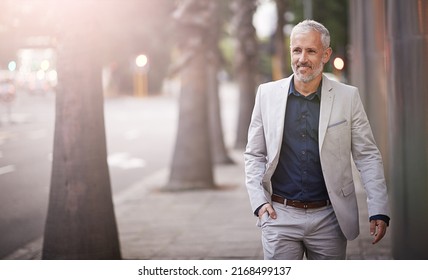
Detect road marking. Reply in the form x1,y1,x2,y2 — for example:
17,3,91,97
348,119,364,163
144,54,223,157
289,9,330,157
108,153,146,169
0,164,16,175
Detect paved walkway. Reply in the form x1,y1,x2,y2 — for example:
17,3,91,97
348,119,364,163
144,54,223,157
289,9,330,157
115,149,393,260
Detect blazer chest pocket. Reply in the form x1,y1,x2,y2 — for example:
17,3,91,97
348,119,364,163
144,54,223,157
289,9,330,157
328,119,347,129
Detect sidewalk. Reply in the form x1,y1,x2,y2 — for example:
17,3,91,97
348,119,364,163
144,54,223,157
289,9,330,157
115,150,393,260
4,149,392,260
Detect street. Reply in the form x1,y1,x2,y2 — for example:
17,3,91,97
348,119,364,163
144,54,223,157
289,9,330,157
0,85,192,258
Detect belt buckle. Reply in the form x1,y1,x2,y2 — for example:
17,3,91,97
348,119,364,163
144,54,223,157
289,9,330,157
303,203,308,209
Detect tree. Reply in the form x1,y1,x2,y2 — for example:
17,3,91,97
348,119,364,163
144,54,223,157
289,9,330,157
42,1,121,259
231,0,259,149
207,1,234,165
166,0,216,190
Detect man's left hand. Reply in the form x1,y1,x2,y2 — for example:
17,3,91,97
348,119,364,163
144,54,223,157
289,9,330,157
370,219,387,244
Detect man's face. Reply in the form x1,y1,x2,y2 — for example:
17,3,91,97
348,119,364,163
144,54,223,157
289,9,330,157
290,30,331,83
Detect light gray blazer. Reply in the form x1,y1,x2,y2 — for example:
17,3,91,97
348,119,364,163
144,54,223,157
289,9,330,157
244,74,390,240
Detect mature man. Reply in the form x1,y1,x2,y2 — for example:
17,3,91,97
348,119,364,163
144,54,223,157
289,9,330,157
244,20,390,260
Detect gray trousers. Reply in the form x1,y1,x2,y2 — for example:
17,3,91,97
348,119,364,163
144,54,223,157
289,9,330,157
259,201,347,260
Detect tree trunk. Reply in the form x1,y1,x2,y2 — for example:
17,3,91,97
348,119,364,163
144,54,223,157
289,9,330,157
232,0,259,149
207,1,234,165
42,1,121,259
166,0,215,190
208,63,234,165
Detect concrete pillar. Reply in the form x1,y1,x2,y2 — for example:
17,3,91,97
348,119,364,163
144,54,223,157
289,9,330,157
386,0,428,259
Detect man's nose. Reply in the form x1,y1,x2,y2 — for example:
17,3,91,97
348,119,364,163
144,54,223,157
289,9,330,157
298,52,308,62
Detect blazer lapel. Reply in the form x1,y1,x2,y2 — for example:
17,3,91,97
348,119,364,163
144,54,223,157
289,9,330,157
270,76,292,162
319,75,335,151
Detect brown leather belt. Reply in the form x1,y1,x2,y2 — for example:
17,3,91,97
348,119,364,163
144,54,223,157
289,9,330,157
271,194,330,209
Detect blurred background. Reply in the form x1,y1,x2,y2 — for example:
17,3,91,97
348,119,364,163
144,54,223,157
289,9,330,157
0,0,427,260
0,0,349,100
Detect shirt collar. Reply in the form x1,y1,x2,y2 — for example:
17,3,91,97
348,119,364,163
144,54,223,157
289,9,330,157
288,76,322,100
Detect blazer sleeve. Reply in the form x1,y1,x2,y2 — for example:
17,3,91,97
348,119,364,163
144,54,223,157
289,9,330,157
350,89,390,218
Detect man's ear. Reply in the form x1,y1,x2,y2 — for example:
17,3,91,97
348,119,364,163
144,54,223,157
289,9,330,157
323,47,332,63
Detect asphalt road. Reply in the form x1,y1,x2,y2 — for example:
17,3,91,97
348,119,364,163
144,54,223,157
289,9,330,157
0,90,179,258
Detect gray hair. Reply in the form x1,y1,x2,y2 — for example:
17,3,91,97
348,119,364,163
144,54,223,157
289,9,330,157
291,20,331,49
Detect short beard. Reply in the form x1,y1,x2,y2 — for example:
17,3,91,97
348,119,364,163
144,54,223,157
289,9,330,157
292,62,324,83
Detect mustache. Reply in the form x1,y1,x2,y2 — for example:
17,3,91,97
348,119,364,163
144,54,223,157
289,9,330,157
297,63,312,68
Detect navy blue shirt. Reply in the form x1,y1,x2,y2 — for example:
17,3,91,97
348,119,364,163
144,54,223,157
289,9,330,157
271,79,329,202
